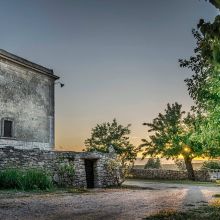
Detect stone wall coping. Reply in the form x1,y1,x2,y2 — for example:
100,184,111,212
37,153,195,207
0,147,113,158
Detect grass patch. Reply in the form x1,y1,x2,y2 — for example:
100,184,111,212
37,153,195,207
211,199,220,207
145,199,220,220
0,187,90,199
0,189,56,199
216,180,220,185
127,179,218,187
120,184,156,190
66,188,89,194
0,168,53,191
213,194,220,198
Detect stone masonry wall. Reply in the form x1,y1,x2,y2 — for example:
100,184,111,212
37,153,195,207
0,147,117,188
130,168,211,182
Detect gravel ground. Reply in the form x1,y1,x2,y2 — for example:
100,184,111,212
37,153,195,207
0,180,219,220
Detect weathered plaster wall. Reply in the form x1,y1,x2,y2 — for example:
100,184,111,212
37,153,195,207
0,147,117,188
0,57,55,149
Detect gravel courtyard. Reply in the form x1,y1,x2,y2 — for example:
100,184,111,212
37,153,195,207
0,180,219,220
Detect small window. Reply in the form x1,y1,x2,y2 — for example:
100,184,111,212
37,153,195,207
3,120,13,137
2,119,14,138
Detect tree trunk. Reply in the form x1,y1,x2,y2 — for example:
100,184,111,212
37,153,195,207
184,157,195,181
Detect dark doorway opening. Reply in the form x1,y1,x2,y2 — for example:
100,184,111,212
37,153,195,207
85,159,95,188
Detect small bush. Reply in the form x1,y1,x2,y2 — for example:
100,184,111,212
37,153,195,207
58,164,75,177
202,161,220,170
105,158,124,186
0,168,53,191
56,163,75,187
21,169,53,190
0,168,23,189
144,158,161,169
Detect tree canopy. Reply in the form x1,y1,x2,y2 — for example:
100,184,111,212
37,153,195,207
179,1,220,153
206,0,220,9
140,0,220,180
84,119,138,165
140,103,205,180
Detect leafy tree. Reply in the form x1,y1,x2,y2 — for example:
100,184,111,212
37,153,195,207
206,0,220,9
144,158,161,169
140,103,205,180
84,119,138,167
179,1,220,153
179,28,212,110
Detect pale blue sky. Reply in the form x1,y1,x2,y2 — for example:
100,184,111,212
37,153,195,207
0,0,218,150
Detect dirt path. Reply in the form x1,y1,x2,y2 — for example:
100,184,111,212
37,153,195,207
0,180,219,220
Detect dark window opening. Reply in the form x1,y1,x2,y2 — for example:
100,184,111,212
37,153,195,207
85,159,95,188
3,120,13,138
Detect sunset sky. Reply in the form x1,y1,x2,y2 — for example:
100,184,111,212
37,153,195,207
0,0,218,151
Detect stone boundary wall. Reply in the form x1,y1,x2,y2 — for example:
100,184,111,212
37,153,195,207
130,168,211,182
208,169,220,180
0,147,117,188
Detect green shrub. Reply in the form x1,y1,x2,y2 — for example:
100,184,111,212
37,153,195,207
56,163,75,187
0,168,53,191
144,158,161,169
21,169,53,190
0,168,23,189
105,158,124,186
202,161,220,170
58,164,75,177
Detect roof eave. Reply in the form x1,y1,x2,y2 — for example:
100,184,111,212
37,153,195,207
0,50,60,80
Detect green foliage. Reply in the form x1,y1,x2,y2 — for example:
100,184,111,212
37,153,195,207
140,103,204,180
179,4,220,154
85,119,138,165
106,156,136,185
144,205,220,220
0,168,23,189
56,163,75,187
0,168,53,191
21,169,53,190
58,164,75,177
202,161,220,170
105,158,124,186
144,158,161,169
179,28,213,110
141,103,202,159
145,209,180,220
206,0,220,10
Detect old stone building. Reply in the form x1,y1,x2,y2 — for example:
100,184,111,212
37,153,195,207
0,49,120,188
0,49,59,150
